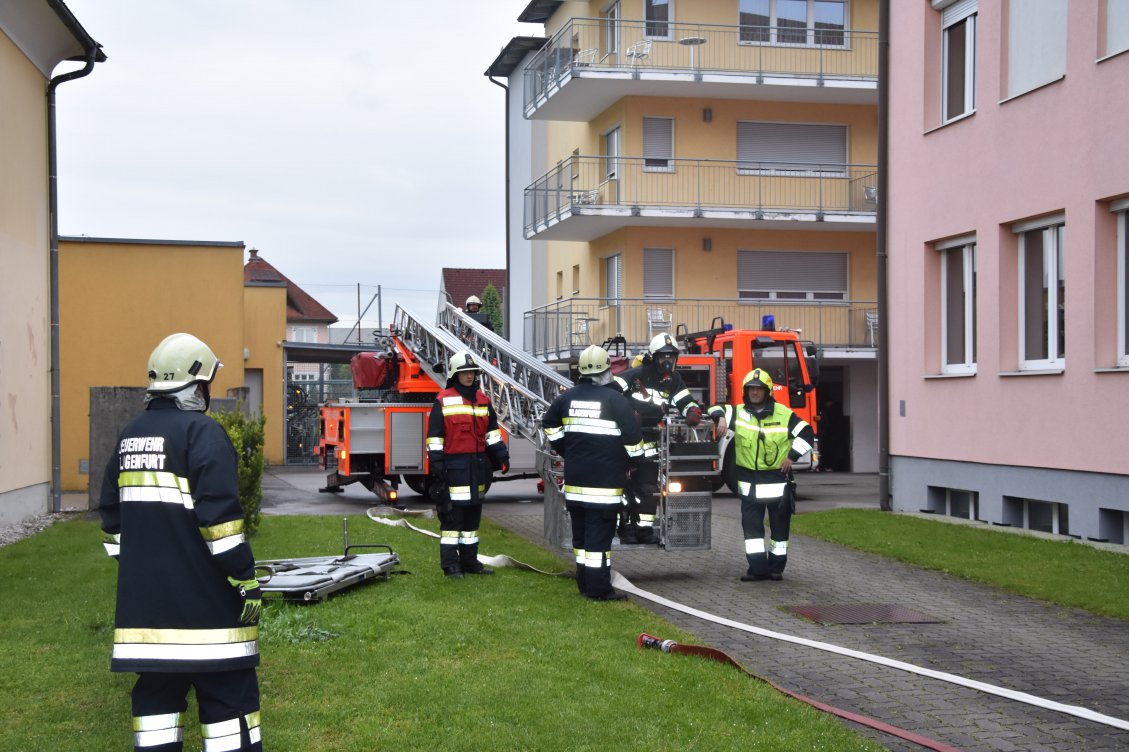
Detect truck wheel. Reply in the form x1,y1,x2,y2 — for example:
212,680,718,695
723,443,738,496
403,474,428,496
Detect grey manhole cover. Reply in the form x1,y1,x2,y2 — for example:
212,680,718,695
786,604,946,625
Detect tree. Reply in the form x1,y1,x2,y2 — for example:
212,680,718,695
481,282,504,336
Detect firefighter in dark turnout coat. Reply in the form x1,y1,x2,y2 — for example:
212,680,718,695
99,333,262,752
542,345,644,600
610,332,704,543
426,351,509,577
711,368,814,581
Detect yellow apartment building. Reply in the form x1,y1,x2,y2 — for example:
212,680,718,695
488,0,879,470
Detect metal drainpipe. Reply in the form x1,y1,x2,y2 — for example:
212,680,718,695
488,76,510,340
877,0,891,511
48,43,100,513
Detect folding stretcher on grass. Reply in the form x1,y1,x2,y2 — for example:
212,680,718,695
255,518,401,602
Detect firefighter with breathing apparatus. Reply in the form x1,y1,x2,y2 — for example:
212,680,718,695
426,350,509,577
611,332,708,543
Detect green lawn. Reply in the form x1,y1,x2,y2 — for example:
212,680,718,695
0,515,884,752
793,509,1129,620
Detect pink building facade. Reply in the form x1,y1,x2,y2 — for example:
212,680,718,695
887,1,1129,543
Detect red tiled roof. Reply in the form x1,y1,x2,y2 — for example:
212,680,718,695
441,267,507,310
243,249,337,324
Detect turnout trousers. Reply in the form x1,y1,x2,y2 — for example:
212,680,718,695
739,490,792,577
130,669,261,752
568,504,619,598
437,502,485,574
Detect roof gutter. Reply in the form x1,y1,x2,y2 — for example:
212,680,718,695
488,75,510,340
47,0,103,512
877,0,891,511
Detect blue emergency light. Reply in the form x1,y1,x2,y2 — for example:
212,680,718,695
761,314,776,331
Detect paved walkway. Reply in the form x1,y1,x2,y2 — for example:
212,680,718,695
263,468,1129,752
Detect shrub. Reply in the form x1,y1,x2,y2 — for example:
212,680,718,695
212,405,265,536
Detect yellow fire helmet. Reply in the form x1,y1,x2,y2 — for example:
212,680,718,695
447,350,481,380
146,333,222,394
741,368,774,392
578,345,611,376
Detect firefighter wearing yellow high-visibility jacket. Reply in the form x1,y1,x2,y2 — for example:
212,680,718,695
709,368,814,581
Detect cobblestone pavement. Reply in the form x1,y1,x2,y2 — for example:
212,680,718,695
485,483,1129,752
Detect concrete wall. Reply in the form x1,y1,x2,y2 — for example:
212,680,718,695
0,28,52,522
59,238,248,491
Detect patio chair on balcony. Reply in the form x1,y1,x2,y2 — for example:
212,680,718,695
865,309,879,346
575,48,597,66
571,317,593,347
625,39,651,65
647,307,672,339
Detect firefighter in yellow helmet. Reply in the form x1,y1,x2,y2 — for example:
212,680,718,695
721,368,814,582
425,351,509,576
541,346,643,600
610,332,708,544
99,333,263,751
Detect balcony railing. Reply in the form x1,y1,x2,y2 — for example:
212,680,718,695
524,17,878,113
524,156,877,237
524,297,878,361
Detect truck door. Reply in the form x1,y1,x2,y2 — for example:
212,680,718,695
749,339,809,411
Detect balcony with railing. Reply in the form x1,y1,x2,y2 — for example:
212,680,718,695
524,297,878,362
524,17,879,121
524,155,877,241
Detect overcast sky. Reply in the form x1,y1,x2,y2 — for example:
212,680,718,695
55,1,536,328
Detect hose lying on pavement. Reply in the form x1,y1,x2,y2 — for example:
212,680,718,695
637,633,963,752
612,572,1129,733
366,509,1129,733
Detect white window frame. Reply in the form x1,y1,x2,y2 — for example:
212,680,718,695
938,0,976,123
645,0,673,40
738,0,849,47
737,250,848,301
643,248,675,299
603,1,621,57
1113,198,1129,366
737,121,848,176
291,326,317,344
1015,215,1065,371
937,235,977,374
642,116,674,173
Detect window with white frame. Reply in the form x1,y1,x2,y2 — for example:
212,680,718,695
643,248,674,298
291,326,317,343
737,121,847,174
935,0,976,122
937,235,977,374
1006,0,1066,98
739,0,847,46
645,0,671,39
1015,216,1065,370
1114,198,1129,366
737,250,847,301
604,253,623,307
643,116,673,171
1108,0,1129,57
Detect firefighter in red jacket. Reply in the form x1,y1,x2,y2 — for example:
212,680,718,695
426,351,509,577
99,333,262,752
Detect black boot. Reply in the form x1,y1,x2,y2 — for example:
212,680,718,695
441,543,462,577
459,543,494,575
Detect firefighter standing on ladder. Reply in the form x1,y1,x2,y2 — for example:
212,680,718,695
99,333,263,752
611,333,706,543
426,351,509,577
710,368,814,581
542,345,644,600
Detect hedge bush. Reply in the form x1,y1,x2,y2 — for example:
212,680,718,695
212,406,265,536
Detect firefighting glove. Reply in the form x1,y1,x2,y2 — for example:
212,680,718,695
228,576,262,625
685,406,703,427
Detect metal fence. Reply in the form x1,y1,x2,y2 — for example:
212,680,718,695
285,373,354,465
525,156,876,236
524,17,878,111
524,297,877,360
